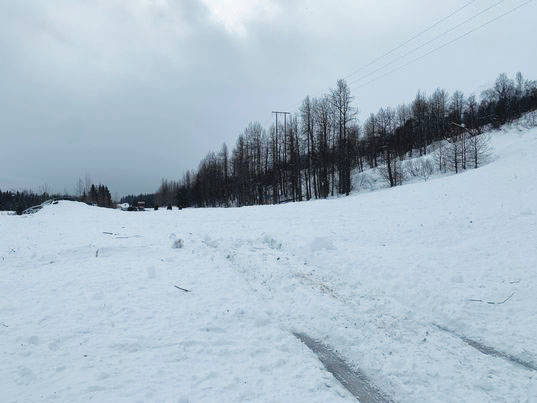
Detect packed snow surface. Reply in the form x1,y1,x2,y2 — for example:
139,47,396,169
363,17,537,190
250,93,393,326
2,126,537,402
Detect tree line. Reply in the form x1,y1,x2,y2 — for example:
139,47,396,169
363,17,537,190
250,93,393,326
120,193,156,208
82,184,113,208
155,72,536,208
4,72,535,212
0,181,114,213
0,190,51,214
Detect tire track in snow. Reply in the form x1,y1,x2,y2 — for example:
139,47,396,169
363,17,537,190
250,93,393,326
293,332,393,403
434,324,537,372
204,235,536,401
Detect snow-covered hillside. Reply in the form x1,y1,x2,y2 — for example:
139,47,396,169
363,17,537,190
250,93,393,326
2,125,537,402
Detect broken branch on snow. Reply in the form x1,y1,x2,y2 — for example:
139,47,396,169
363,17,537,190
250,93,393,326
174,285,191,293
468,292,515,305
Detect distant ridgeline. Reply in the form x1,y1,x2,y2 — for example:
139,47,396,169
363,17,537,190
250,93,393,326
152,72,536,209
0,183,113,213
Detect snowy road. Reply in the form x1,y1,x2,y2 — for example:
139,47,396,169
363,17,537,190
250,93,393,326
2,126,537,401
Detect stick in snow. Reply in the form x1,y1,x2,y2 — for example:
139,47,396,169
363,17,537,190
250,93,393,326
174,285,191,293
468,292,515,305
95,249,99,258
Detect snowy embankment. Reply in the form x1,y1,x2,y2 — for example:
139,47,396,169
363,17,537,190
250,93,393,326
1,125,537,402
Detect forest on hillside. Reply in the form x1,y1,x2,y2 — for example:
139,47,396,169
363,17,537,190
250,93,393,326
7,72,536,213
152,72,537,208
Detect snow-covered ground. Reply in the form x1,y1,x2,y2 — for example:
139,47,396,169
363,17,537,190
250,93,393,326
2,125,537,402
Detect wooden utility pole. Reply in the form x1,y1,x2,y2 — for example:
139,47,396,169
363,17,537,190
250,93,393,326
272,111,291,165
272,111,291,204
272,112,291,133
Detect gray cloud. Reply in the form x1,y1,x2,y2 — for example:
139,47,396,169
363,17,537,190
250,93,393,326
1,0,536,195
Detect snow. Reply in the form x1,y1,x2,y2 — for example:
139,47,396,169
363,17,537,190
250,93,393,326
2,124,537,401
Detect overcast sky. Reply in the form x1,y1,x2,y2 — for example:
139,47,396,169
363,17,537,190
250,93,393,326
1,0,536,196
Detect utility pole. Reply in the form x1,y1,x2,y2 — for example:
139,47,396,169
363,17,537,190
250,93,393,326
271,111,291,204
272,111,291,135
272,111,291,165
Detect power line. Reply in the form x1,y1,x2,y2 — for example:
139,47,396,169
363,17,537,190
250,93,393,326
344,0,477,80
353,0,534,91
277,0,532,125
348,0,507,86
285,1,494,115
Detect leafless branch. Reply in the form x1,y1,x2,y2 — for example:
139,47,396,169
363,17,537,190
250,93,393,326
468,292,515,305
174,285,191,293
